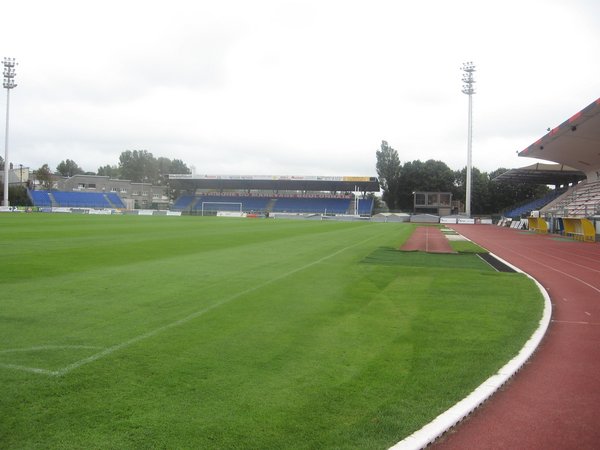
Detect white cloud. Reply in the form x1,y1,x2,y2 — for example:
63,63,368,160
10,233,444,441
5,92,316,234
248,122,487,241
2,0,599,176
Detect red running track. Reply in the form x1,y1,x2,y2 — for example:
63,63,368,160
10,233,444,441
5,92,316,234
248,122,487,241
433,225,600,450
400,226,455,254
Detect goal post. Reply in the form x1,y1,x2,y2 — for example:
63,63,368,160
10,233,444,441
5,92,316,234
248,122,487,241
200,201,243,216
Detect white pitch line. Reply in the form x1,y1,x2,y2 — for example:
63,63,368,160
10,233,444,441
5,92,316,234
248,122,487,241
0,362,58,376
52,233,381,377
0,345,104,354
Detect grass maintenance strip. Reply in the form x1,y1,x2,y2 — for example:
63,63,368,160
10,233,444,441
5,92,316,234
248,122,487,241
0,215,543,449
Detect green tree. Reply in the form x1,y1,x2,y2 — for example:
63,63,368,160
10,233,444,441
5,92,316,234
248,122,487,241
375,140,401,210
56,159,85,177
97,164,121,178
156,157,192,200
156,157,191,182
119,150,159,183
454,167,550,215
396,160,455,210
12,186,32,206
366,192,385,213
169,159,191,175
0,185,32,206
488,168,549,214
157,157,172,185
454,167,489,214
34,164,54,190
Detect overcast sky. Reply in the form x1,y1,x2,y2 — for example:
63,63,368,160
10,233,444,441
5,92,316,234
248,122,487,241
2,0,599,177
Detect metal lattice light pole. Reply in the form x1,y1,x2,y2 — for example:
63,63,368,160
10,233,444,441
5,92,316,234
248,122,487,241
3,57,18,207
461,61,475,217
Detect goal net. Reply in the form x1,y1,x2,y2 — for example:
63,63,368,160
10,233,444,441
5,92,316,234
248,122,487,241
200,201,243,216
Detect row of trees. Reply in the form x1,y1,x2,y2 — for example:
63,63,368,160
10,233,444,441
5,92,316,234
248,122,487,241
376,140,548,215
7,143,547,214
32,150,191,188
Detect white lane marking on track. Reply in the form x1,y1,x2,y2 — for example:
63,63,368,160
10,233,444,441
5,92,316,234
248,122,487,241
457,233,600,295
551,320,592,325
49,233,382,377
585,311,591,316
542,245,600,266
527,249,600,275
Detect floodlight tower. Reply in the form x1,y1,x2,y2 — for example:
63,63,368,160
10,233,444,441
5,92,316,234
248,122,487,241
2,57,18,207
461,61,475,217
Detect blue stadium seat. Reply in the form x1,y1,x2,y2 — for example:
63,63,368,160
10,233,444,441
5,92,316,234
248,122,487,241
272,198,350,214
173,194,366,215
357,198,374,215
191,196,270,212
31,191,124,209
173,195,194,210
106,193,126,208
504,189,565,219
29,190,53,207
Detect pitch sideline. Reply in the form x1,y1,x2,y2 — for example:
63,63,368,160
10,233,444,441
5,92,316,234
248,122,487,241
1,232,382,377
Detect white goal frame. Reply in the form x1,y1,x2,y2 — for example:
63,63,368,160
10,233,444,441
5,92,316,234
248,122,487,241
200,201,243,216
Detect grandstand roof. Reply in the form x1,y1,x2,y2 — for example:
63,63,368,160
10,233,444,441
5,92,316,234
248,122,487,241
493,163,585,185
519,97,600,178
168,174,380,192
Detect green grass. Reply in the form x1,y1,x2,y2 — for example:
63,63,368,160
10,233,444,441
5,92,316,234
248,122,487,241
448,239,488,253
0,214,543,449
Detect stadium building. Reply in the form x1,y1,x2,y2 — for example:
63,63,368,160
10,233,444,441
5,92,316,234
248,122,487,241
495,97,600,240
168,174,380,217
24,174,170,210
16,97,599,237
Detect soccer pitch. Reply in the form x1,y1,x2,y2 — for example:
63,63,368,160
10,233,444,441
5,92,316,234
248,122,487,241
0,214,543,449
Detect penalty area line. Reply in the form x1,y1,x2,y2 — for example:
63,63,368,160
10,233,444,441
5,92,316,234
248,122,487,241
0,362,58,376
52,233,381,377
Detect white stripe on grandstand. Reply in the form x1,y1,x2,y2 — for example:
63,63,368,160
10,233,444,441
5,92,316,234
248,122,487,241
52,233,380,377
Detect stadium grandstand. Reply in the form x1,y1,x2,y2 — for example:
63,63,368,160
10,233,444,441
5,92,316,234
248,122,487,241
168,174,379,217
494,97,600,240
29,190,126,209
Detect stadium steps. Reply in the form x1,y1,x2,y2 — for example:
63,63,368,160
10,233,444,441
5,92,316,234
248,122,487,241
503,189,565,219
347,199,356,215
48,192,58,207
107,193,126,208
189,197,202,210
103,193,117,208
546,180,600,217
265,198,277,212
357,198,374,215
